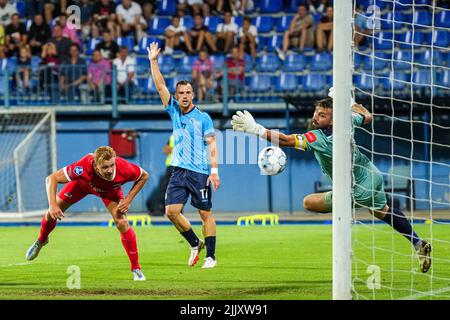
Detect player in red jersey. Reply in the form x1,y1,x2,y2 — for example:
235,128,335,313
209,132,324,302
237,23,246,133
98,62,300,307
25,146,149,281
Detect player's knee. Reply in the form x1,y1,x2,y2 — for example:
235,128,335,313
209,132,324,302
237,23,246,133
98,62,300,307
115,218,129,231
198,209,212,222
166,207,180,221
303,196,315,212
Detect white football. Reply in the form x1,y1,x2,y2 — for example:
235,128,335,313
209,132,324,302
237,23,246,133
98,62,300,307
258,146,287,176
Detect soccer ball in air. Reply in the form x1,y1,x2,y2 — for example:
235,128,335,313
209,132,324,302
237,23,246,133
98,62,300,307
257,146,287,176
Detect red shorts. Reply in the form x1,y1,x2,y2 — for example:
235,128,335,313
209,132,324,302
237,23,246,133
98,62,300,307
58,180,124,207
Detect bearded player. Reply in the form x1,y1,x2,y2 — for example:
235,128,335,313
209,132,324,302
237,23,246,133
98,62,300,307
25,146,149,281
231,90,432,273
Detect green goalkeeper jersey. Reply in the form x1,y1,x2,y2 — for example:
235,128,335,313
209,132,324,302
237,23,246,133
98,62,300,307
293,113,378,186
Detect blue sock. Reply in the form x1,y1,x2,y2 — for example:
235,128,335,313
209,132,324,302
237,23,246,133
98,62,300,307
205,236,216,260
180,228,199,248
381,207,421,247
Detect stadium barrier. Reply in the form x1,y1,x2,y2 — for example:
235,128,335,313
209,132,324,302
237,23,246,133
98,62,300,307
236,214,279,226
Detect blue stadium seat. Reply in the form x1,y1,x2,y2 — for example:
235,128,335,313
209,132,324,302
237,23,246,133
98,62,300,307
178,56,197,74
266,34,283,52
395,30,425,49
436,68,449,90
232,16,243,28
355,0,389,10
393,49,413,70
353,52,365,70
381,11,404,30
435,10,450,28
413,68,432,87
115,36,135,52
284,0,306,13
353,73,378,91
148,17,171,35
244,54,254,73
257,0,283,13
416,49,444,66
157,0,176,16
157,55,175,74
372,32,394,50
412,10,432,29
249,74,272,92
136,57,149,75
7,57,18,74
16,1,26,19
204,16,222,33
362,53,389,71
255,53,280,72
210,54,225,70
85,38,102,55
137,36,164,55
30,56,41,73
283,53,307,72
257,36,268,51
181,16,194,30
276,15,294,32
379,71,410,91
429,30,449,48
274,73,299,92
252,16,274,34
302,73,326,92
310,52,332,72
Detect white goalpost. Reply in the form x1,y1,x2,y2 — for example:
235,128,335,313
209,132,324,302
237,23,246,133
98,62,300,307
333,0,449,300
0,109,57,218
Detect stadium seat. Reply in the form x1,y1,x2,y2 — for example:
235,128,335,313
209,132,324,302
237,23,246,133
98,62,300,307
204,16,222,33
353,52,365,70
255,53,280,72
244,54,254,73
412,10,432,29
416,49,444,66
310,52,332,72
436,68,449,93
353,73,378,91
380,12,404,30
274,73,299,92
157,0,176,16
372,32,394,50
136,57,149,75
413,68,432,88
362,53,389,71
257,36,268,51
137,36,164,55
429,30,449,48
284,0,306,13
7,57,18,74
30,56,42,73
157,55,175,74
379,71,410,91
210,54,225,70
435,10,450,28
283,53,307,72
115,36,135,52
395,30,425,49
276,15,294,32
181,16,194,30
249,74,272,92
148,17,171,35
266,34,283,52
252,16,274,34
393,49,413,70
85,38,102,55
258,0,283,13
16,1,26,19
232,16,243,28
302,73,326,92
177,56,197,74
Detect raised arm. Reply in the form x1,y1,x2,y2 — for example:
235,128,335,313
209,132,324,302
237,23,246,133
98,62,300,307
352,103,373,125
147,42,171,106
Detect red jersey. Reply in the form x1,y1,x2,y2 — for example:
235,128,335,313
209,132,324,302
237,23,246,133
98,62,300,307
63,154,142,194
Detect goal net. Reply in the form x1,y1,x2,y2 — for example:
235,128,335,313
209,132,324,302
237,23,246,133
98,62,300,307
0,109,57,218
350,0,450,299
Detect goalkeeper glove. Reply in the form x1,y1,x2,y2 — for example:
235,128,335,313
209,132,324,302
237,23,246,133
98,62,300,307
328,86,355,105
231,110,266,137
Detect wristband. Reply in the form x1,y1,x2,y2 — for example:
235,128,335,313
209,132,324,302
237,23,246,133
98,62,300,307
211,168,218,175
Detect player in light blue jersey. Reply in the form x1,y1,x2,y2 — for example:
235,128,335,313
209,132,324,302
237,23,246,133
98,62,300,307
148,42,220,269
231,91,431,273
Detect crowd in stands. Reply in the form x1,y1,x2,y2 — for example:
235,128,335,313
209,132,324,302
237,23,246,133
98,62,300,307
0,0,448,104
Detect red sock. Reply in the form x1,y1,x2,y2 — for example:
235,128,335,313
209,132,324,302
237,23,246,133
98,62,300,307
38,216,57,243
120,227,140,270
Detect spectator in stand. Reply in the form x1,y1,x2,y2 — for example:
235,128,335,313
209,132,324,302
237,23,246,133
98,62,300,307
15,45,31,93
39,42,60,100
177,0,204,16
188,14,217,54
215,11,238,54
238,16,257,59
134,0,156,28
164,15,195,55
307,0,328,15
95,30,119,61
316,5,334,52
44,0,70,25
49,24,73,62
88,49,111,102
234,0,254,15
60,44,87,102
0,24,4,46
5,13,27,58
25,0,45,18
217,46,245,98
116,0,146,42
277,4,314,60
192,49,215,102
92,0,119,38
58,13,81,46
113,46,136,103
0,0,17,27
28,14,51,56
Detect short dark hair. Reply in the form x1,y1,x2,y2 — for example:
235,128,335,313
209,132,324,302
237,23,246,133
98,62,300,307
119,45,128,51
176,80,194,90
243,16,252,23
314,98,333,109
70,43,79,50
298,4,308,11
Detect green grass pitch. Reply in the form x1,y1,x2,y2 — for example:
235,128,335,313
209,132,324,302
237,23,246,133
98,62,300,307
0,224,448,300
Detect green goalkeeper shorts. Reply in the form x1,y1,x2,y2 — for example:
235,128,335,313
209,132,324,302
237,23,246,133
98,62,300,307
323,171,387,211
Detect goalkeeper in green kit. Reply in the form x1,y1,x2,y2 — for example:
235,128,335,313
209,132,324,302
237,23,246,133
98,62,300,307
231,88,432,273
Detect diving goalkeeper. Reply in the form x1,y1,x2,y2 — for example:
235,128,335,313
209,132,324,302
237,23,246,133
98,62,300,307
231,89,432,273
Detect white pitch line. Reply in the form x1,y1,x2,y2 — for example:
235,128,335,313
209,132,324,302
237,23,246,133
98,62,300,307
399,286,450,300
0,262,33,268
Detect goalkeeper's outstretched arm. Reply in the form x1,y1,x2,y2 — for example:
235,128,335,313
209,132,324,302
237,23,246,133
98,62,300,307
352,103,373,125
231,110,296,147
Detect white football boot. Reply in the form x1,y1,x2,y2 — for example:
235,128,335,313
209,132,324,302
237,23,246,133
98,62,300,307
202,257,217,269
188,239,204,267
26,239,48,261
132,269,146,281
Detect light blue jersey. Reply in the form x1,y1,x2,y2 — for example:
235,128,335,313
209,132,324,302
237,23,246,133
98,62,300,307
166,96,215,175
